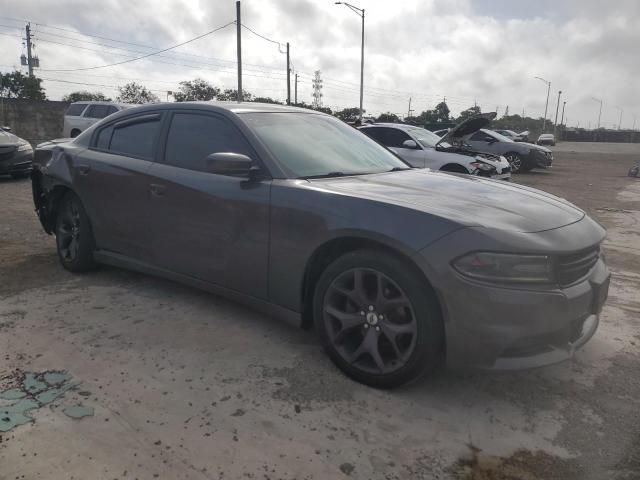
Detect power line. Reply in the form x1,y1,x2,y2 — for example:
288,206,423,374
38,21,236,72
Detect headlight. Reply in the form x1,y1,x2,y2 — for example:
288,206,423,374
17,143,32,152
470,161,495,172
453,252,553,283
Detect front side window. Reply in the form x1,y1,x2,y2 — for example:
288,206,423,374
66,103,87,116
85,105,112,119
164,113,253,172
383,128,412,148
108,117,161,159
470,131,494,142
241,113,409,178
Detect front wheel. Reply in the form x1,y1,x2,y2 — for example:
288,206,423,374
314,250,443,388
55,192,97,272
504,152,523,173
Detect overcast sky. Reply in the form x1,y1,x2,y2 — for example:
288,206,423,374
1,0,638,128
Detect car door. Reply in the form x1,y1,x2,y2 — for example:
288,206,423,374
465,131,501,154
146,110,271,299
73,112,162,260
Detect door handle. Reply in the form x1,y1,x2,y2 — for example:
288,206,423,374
150,183,166,196
77,164,91,175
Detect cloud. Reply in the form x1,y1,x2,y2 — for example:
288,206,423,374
0,0,638,127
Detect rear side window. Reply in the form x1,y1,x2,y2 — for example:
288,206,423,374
66,103,87,116
85,105,113,119
107,117,161,160
164,113,253,172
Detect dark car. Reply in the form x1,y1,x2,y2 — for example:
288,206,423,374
31,102,609,388
0,127,33,178
453,121,553,173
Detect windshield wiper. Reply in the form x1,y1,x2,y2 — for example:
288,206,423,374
299,171,347,180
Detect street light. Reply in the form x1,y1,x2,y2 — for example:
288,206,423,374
553,90,562,137
335,1,365,122
614,106,623,130
591,97,603,129
534,76,551,132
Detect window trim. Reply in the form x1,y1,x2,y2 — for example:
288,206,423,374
158,109,270,178
90,112,164,161
66,103,89,117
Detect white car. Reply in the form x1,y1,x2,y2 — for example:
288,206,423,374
537,133,556,146
359,120,511,180
63,102,133,138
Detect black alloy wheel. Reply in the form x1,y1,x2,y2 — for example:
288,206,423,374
504,152,522,173
55,192,96,272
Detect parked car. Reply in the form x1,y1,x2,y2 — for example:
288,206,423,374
63,101,133,138
32,102,609,388
494,129,530,142
460,124,553,172
359,122,511,179
0,127,33,178
537,133,556,146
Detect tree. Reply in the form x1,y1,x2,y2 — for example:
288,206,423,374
116,82,159,104
217,89,253,102
62,91,110,102
376,112,400,123
0,71,46,100
334,107,362,122
433,101,451,123
173,78,219,102
456,105,482,122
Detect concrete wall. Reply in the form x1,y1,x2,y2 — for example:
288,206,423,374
0,98,68,146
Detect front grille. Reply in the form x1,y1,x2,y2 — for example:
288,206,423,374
0,146,17,162
557,247,600,285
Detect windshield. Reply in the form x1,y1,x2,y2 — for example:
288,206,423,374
242,112,410,178
484,129,514,143
406,127,442,148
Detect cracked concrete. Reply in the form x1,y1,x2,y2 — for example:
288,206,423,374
0,142,639,479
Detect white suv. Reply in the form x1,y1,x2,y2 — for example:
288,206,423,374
63,102,132,138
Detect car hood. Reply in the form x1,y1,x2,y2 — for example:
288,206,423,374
0,131,26,146
309,169,583,233
437,112,496,147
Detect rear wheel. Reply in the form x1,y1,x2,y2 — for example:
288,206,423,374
314,250,443,388
55,192,97,272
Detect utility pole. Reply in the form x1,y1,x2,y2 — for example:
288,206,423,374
294,73,298,104
560,101,566,128
236,1,243,102
534,76,551,132
615,106,623,130
335,2,365,121
553,90,562,136
286,42,291,105
25,23,34,77
633,114,637,131
407,97,413,119
591,97,603,129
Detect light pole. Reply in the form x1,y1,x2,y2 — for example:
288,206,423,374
335,2,365,122
591,97,603,129
553,90,562,137
534,76,551,132
614,106,623,130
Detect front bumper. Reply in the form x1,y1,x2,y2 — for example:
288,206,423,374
442,258,609,370
0,148,33,175
529,149,553,168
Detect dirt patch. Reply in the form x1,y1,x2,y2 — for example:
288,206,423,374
451,446,584,480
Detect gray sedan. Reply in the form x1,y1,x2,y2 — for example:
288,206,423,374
0,127,33,178
32,102,609,388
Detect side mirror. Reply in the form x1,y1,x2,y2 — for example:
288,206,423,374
402,139,419,149
1,126,11,132
205,152,256,177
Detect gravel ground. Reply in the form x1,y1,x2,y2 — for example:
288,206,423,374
0,142,639,480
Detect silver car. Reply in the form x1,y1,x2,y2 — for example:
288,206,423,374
63,102,132,138
360,122,511,179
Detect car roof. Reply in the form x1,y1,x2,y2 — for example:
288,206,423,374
98,101,328,116
360,123,417,130
69,101,130,107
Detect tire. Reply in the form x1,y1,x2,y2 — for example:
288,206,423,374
504,152,523,173
439,164,469,174
70,129,81,138
313,249,443,389
55,192,97,272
